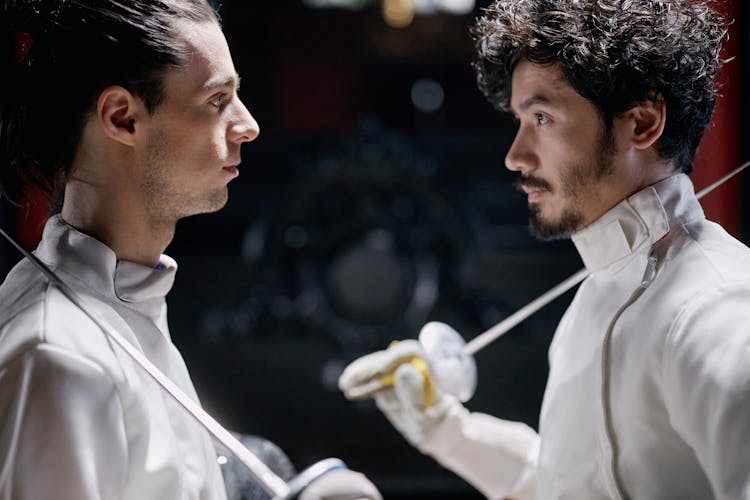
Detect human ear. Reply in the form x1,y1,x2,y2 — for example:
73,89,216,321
625,95,666,150
96,86,143,147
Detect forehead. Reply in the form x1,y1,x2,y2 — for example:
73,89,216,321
509,60,582,113
160,20,238,100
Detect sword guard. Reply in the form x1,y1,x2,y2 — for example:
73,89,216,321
275,458,347,500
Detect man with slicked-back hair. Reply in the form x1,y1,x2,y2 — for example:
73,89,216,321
0,2,380,499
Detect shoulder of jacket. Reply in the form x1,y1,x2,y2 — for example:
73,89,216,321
676,219,750,281
0,277,127,384
660,282,750,377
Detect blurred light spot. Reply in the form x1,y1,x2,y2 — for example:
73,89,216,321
414,277,438,307
241,223,266,263
217,455,228,465
438,0,475,14
303,0,368,8
383,0,414,28
411,78,444,113
321,359,346,391
327,245,404,318
413,0,439,14
304,0,474,15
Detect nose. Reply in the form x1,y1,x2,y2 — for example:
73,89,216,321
504,127,536,174
229,98,260,144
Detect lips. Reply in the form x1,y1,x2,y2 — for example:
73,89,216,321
525,188,546,203
514,176,552,202
222,163,240,177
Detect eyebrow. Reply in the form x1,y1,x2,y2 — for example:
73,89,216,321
202,73,242,91
517,93,558,112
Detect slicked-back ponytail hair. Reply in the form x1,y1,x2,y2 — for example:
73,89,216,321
0,0,218,203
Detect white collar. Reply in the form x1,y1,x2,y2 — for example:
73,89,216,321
571,174,704,272
35,215,177,319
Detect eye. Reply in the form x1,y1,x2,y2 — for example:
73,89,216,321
209,93,229,109
535,112,550,126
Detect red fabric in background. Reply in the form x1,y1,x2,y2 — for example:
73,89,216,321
16,186,51,250
691,0,743,237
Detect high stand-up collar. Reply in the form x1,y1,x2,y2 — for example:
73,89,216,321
34,215,177,320
571,174,705,272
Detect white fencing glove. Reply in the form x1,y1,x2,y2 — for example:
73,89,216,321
340,340,540,500
298,468,382,500
338,340,460,452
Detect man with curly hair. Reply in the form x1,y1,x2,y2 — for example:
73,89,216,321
340,1,750,498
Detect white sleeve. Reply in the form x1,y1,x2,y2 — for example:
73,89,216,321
662,284,750,500
0,344,128,500
420,404,539,500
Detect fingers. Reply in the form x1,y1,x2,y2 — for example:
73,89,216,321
373,363,433,447
338,340,423,396
372,363,424,418
393,363,427,409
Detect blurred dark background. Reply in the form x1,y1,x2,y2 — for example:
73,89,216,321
1,1,747,498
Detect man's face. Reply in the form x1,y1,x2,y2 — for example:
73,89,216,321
139,20,259,223
506,60,624,240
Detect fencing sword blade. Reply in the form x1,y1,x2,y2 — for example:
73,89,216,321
695,160,750,199
459,160,750,358
0,227,292,498
462,268,590,356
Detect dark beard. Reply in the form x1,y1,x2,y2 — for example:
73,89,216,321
525,122,616,241
529,205,584,241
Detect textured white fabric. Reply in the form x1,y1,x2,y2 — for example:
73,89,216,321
298,468,383,500
0,216,227,500
346,174,750,500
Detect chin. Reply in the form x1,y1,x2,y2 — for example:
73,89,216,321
179,190,229,218
529,206,583,241
201,196,229,214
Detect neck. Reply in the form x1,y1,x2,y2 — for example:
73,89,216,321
61,177,176,267
578,154,677,232
624,157,678,200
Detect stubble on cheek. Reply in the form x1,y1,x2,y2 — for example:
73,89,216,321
142,129,229,222
142,129,172,216
529,125,616,241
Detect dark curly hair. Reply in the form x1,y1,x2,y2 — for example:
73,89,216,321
472,0,728,174
0,0,219,204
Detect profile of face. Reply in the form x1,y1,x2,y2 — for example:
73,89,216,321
505,60,623,240
139,19,259,222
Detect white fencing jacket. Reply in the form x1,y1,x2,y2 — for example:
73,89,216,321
0,216,227,500
421,174,750,499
